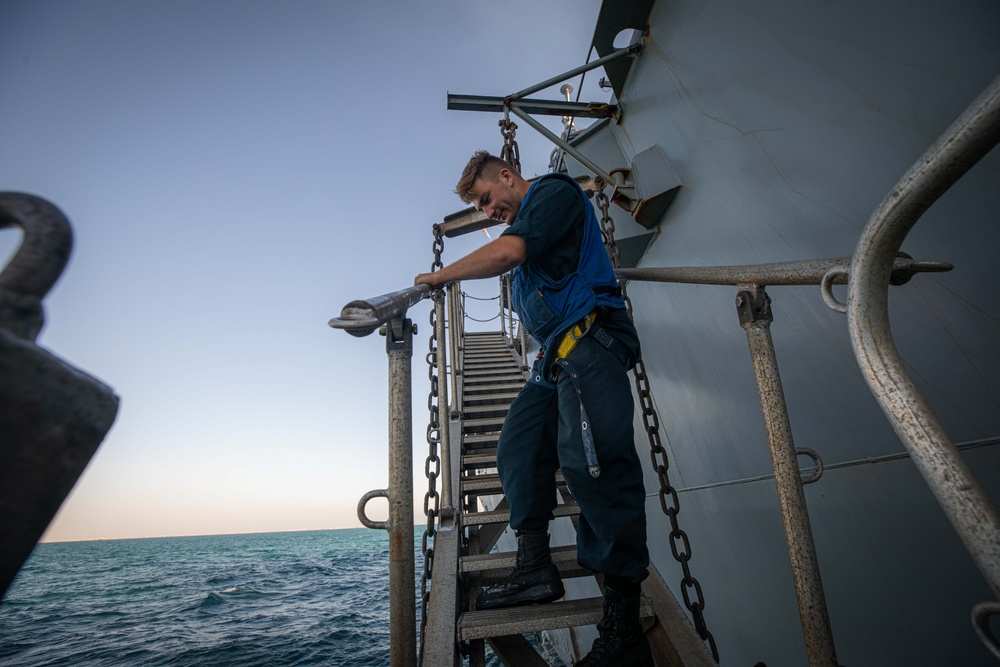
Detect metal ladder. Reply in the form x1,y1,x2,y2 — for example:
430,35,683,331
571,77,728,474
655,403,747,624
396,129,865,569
440,329,716,667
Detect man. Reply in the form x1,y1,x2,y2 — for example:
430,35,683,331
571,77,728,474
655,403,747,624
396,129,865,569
414,151,651,666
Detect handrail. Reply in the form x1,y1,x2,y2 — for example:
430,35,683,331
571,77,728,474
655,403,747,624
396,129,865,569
615,255,950,288
328,284,433,337
616,253,951,666
847,73,1000,608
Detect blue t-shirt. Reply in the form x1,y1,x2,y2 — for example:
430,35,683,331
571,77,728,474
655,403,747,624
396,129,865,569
500,175,640,373
500,178,584,281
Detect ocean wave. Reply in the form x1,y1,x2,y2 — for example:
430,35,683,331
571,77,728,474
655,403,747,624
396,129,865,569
197,591,227,607
0,529,411,666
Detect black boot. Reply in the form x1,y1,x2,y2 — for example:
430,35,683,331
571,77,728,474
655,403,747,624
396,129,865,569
576,581,653,666
476,531,565,610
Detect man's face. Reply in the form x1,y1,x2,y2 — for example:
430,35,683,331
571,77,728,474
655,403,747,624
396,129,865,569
470,169,522,224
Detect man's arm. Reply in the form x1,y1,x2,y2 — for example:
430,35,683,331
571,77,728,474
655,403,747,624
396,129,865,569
414,234,527,288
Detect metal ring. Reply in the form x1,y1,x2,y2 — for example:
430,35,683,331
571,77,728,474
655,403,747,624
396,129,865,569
357,488,390,530
973,601,1000,660
796,448,824,484
820,267,849,314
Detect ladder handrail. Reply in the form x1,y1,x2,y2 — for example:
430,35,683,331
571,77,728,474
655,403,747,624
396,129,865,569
615,255,949,287
328,284,433,337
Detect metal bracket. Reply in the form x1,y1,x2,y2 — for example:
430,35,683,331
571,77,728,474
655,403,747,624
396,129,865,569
448,42,646,209
797,448,825,484
385,316,413,354
973,600,1000,660
736,287,773,327
357,488,390,530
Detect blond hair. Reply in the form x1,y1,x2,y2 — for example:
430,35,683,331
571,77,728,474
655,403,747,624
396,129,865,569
455,151,514,204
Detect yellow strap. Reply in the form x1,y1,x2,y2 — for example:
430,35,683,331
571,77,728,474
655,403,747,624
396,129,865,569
555,311,597,360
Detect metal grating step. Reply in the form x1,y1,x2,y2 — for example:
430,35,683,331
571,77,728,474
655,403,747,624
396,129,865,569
464,368,523,378
457,596,654,641
464,405,511,420
464,381,524,394
465,502,579,527
462,450,497,468
464,366,520,376
463,416,505,434
465,390,521,406
462,370,524,388
460,471,564,496
463,433,499,450
464,354,516,362
460,544,588,581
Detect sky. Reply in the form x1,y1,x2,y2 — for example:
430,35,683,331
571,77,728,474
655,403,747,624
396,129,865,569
0,0,615,542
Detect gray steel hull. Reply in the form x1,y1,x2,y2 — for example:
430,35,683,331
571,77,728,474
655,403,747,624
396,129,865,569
562,0,1000,663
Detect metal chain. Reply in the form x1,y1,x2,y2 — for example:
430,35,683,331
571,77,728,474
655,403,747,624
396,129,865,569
418,229,445,659
461,292,500,302
499,114,522,175
465,313,501,323
594,178,720,662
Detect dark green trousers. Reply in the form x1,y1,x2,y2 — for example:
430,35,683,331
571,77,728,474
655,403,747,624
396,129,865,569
496,335,649,583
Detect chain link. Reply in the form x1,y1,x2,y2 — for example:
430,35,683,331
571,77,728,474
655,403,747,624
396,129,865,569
499,116,522,175
594,178,720,662
418,229,445,658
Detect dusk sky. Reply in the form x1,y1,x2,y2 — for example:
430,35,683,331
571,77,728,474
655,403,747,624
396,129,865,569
0,0,614,541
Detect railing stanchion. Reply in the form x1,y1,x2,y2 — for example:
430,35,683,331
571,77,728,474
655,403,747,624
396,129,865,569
736,286,839,667
385,315,417,667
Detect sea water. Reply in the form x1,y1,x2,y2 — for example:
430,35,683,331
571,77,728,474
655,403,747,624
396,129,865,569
0,528,567,666
0,528,412,666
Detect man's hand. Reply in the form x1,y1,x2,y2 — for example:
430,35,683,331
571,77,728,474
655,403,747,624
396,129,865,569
414,272,444,288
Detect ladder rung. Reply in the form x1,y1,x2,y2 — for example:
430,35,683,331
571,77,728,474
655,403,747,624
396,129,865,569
463,416,505,434
464,358,514,365
463,368,523,378
458,596,654,640
460,471,563,495
462,450,497,468
463,433,499,449
465,391,520,406
465,502,579,527
463,406,510,421
463,370,523,380
464,382,523,394
464,367,519,376
460,545,587,579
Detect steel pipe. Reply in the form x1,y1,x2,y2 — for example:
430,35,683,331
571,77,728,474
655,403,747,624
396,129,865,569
616,256,950,288
384,316,417,667
737,287,839,667
447,94,617,119
329,284,432,337
508,43,641,101
508,105,617,186
847,75,1000,598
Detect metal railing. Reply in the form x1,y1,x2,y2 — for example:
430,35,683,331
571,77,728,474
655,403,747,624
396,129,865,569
329,279,518,667
846,74,1000,659
327,73,1000,666
616,253,952,667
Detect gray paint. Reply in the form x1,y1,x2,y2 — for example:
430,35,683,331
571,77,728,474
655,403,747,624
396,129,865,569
566,0,1000,663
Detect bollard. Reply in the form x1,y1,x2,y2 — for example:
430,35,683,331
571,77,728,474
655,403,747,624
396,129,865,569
0,193,119,599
